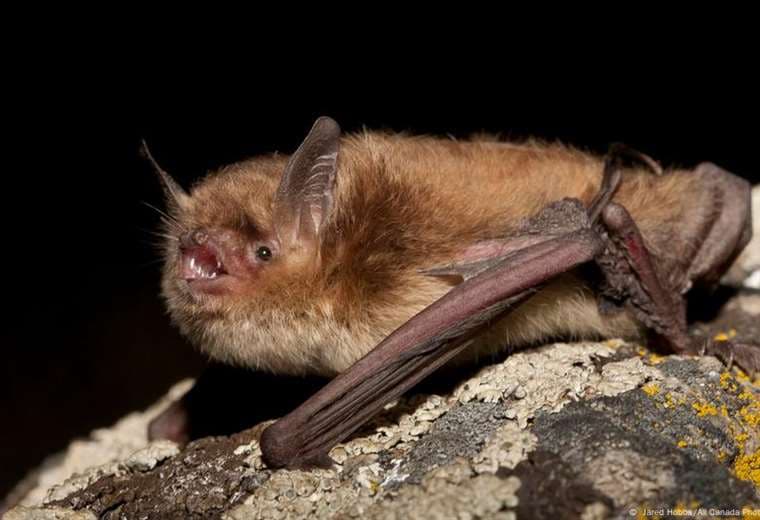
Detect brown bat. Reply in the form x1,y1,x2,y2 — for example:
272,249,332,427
149,117,756,469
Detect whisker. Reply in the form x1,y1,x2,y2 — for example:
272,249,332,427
155,232,179,242
136,258,168,269
142,201,174,220
159,216,185,234
142,201,188,233
141,241,176,253
139,227,179,241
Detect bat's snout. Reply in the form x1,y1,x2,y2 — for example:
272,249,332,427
177,228,257,296
180,230,228,282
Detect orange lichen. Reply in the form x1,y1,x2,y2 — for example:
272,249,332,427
714,369,760,489
735,384,760,428
734,449,760,487
720,371,740,392
677,439,689,448
642,383,661,397
713,329,737,342
739,406,760,427
692,402,718,417
671,502,688,515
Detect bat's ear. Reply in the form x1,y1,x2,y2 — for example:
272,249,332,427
273,116,340,250
140,140,191,214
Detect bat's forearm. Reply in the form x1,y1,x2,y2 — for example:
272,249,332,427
260,228,603,468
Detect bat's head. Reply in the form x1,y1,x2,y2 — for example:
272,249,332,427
153,117,437,375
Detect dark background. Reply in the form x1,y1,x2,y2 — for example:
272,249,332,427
4,52,758,500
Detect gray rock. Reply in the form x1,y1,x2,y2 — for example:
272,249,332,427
7,335,758,519
3,506,95,520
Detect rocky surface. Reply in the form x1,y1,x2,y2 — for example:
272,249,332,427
5,333,759,519
4,186,759,519
2,381,194,514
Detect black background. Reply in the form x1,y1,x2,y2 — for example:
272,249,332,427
4,45,758,500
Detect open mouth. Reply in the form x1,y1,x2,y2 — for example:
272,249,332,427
180,245,229,282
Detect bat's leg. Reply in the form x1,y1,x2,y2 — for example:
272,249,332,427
598,201,760,375
702,341,760,378
598,202,691,353
590,143,691,352
260,228,604,468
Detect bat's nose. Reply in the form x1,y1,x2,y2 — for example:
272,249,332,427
180,228,209,249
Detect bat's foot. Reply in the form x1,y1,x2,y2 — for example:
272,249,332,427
149,399,192,444
701,339,760,378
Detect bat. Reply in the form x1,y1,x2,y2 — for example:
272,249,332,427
148,117,756,469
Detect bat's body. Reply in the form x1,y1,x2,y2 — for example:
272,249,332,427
163,133,715,374
154,118,754,468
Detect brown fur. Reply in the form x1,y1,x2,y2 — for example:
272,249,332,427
161,131,715,376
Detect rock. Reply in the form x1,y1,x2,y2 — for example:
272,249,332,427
6,335,759,519
3,506,95,520
3,379,192,512
123,440,180,472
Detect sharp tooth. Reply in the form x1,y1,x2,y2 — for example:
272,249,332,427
190,257,196,270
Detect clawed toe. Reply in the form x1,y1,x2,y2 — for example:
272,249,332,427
704,340,760,378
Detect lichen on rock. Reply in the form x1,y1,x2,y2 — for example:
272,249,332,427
7,331,756,519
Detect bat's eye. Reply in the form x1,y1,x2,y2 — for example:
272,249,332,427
256,246,273,261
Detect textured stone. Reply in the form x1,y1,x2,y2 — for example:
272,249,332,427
5,379,193,511
7,334,760,518
2,506,96,520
